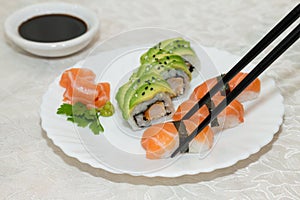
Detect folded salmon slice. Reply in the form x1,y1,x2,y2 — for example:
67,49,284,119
60,68,96,88
59,68,110,108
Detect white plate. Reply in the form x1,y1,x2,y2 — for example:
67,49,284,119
4,2,99,57
40,35,284,177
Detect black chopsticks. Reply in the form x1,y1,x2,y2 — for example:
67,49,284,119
182,3,300,120
171,4,300,158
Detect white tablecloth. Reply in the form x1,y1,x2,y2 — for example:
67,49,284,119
1,0,299,199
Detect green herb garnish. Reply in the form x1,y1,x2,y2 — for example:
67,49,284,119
57,101,114,135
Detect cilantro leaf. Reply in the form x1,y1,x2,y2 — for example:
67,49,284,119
85,108,98,120
67,116,75,122
57,103,73,116
72,102,87,116
73,116,90,127
89,119,104,135
57,102,105,135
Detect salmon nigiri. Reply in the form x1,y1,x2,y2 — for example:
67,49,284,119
174,96,244,130
211,95,244,129
141,119,214,159
173,99,209,124
182,120,214,154
190,72,260,102
141,122,179,159
228,72,260,102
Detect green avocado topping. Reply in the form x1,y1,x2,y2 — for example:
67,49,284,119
140,37,196,64
115,38,197,120
117,73,175,119
136,54,191,80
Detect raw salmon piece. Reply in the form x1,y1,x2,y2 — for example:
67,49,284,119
95,82,110,108
59,68,111,109
189,78,220,101
141,119,214,159
65,78,99,107
59,68,96,88
173,99,209,124
189,72,260,102
228,72,261,102
211,95,244,129
141,122,179,159
184,120,214,152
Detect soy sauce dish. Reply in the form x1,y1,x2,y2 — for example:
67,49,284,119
4,2,99,57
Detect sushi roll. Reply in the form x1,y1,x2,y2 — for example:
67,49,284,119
135,53,192,97
140,37,199,72
115,73,176,130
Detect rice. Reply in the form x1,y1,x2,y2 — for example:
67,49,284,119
128,93,175,130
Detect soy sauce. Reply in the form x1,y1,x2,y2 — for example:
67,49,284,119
18,14,87,43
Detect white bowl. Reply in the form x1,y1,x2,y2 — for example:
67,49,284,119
4,2,99,57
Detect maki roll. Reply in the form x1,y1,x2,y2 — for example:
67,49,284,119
134,53,192,97
115,38,199,130
116,73,176,130
140,37,198,72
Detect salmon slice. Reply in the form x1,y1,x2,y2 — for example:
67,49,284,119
141,118,215,159
59,68,110,108
141,122,179,159
95,82,110,108
228,72,261,102
212,96,244,123
173,99,209,124
64,78,98,106
189,72,260,102
59,68,96,88
172,99,214,152
174,94,244,130
184,120,214,152
211,95,244,129
189,78,220,101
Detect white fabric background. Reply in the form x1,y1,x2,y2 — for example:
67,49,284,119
0,0,299,199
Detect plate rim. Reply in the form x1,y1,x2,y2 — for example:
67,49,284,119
40,46,284,177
